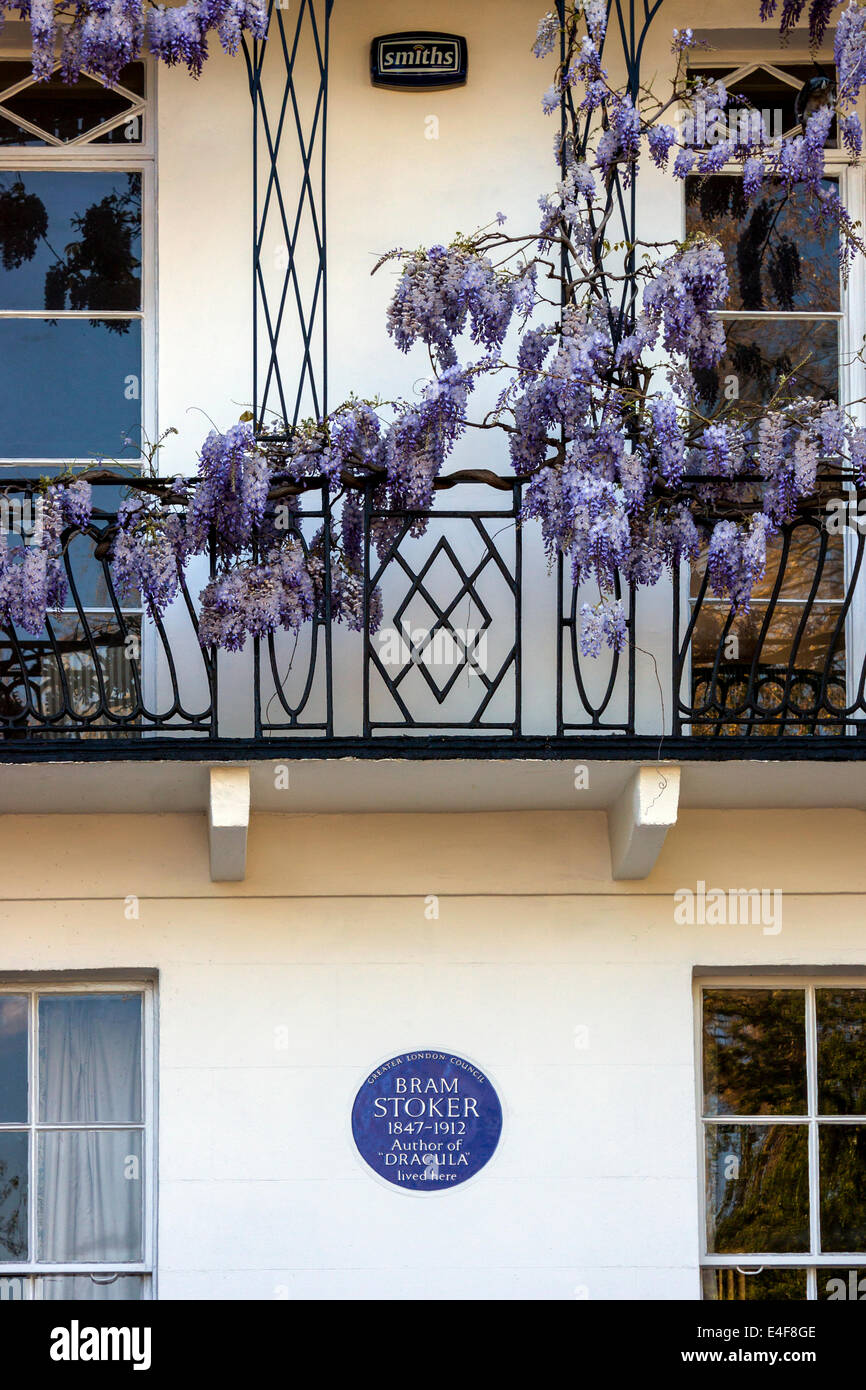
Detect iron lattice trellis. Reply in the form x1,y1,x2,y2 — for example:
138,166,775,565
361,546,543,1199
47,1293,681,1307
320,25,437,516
243,0,333,431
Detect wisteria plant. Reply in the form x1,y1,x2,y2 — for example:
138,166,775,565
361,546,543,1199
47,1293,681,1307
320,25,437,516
3,0,866,656
0,0,267,83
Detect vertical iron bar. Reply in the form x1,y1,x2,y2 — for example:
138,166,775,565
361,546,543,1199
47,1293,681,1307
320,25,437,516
556,551,565,737
514,481,523,737
362,483,372,738
322,0,332,417
210,525,219,738
672,560,681,737
252,26,259,428
628,580,636,735
322,481,334,737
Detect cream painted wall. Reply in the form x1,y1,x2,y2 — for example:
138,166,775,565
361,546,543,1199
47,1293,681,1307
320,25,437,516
2,807,864,1298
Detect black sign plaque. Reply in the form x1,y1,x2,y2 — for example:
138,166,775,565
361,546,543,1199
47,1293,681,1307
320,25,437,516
370,32,468,89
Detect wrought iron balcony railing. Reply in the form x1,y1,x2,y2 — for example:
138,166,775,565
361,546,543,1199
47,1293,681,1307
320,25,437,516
0,478,864,761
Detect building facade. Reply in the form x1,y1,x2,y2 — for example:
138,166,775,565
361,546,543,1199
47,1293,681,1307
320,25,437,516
1,0,865,1302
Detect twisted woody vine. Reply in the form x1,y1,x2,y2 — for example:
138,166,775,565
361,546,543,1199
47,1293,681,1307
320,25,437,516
1,0,866,657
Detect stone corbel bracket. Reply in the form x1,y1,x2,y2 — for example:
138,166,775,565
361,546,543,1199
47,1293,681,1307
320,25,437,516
608,765,681,880
208,766,251,882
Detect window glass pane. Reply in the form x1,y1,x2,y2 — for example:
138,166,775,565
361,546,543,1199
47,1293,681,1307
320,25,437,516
0,995,28,1122
92,114,144,147
39,993,142,1123
703,989,807,1116
692,525,845,605
0,63,33,92
0,615,142,731
0,1274,26,1299
695,319,838,410
705,1124,810,1253
818,1268,866,1300
701,1267,807,1300
0,523,110,606
41,1274,145,1300
65,503,138,606
685,176,840,312
819,1125,866,1252
690,603,847,733
0,527,134,612
0,64,144,146
38,1129,143,1262
690,64,838,147
0,113,32,144
0,1131,28,1262
817,990,866,1115
0,172,141,311
691,603,846,680
0,318,141,459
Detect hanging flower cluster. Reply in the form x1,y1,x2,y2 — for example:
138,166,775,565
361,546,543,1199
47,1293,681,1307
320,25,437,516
111,488,190,620
0,479,92,635
0,0,268,85
5,1,866,658
197,544,315,652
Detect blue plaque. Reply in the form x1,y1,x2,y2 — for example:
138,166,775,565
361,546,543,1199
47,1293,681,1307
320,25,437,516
352,1050,502,1190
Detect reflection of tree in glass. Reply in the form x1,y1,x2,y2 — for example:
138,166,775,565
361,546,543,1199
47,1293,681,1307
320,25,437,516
704,990,807,1116
685,176,839,312
819,1126,866,1252
44,173,141,332
709,1124,810,1254
0,1151,26,1260
696,320,838,409
690,512,848,734
817,991,866,1116
704,1266,805,1300
0,178,47,269
0,173,140,334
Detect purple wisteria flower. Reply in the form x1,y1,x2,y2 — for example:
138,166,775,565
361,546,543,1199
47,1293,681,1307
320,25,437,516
111,496,188,620
1,0,268,85
386,246,519,364
187,422,269,555
579,597,627,658
197,541,314,651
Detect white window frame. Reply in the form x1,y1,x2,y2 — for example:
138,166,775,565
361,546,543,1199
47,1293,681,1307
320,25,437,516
679,53,866,725
694,973,866,1301
0,41,158,713
0,979,156,1301
0,47,157,467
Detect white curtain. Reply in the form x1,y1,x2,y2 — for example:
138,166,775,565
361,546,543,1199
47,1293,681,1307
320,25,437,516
38,995,143,1263
39,994,141,1124
42,640,134,725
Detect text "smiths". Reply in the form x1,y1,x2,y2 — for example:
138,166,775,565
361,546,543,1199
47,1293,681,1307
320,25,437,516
371,33,468,89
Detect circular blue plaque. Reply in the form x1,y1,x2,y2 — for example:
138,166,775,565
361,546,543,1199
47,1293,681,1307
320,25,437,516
352,1050,503,1191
